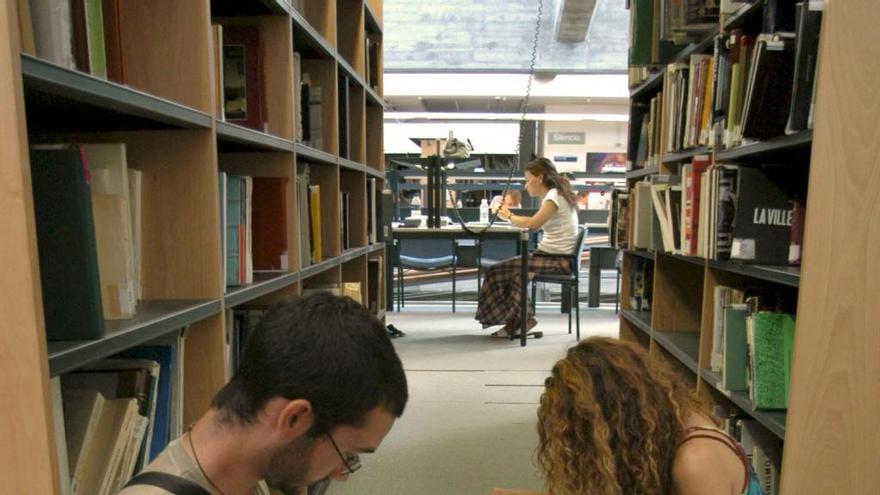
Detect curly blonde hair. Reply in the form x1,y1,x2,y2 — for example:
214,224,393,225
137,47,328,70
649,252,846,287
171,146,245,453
537,337,710,495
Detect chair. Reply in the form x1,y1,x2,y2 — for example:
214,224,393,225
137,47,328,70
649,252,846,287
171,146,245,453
395,238,458,312
529,225,589,340
454,238,520,291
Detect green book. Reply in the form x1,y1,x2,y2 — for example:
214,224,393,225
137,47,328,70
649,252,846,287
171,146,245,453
722,304,749,391
30,146,105,341
749,311,796,410
85,0,107,79
630,0,654,66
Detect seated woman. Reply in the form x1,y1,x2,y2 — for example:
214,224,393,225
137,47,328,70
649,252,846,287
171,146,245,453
536,337,765,495
475,158,579,337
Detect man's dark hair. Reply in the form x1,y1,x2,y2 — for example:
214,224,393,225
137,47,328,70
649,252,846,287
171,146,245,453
211,292,408,433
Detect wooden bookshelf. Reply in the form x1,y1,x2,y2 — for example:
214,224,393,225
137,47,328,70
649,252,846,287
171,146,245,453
1,0,386,491
619,1,880,492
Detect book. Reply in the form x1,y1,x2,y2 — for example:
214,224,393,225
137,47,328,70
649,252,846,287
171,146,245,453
367,178,377,244
223,25,266,132
50,377,72,495
309,184,323,263
293,52,303,141
785,2,822,134
748,311,795,409
91,193,136,319
127,168,142,300
788,198,805,265
740,35,796,141
632,182,654,249
101,0,124,83
61,388,106,495
225,175,243,286
252,177,288,270
721,304,749,391
86,143,136,319
212,24,225,120
116,346,175,465
338,76,349,159
714,165,739,261
29,0,76,69
730,167,793,264
343,281,363,305
296,169,311,267
30,145,105,341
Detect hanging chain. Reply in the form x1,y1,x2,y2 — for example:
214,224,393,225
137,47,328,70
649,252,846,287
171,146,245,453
450,0,544,234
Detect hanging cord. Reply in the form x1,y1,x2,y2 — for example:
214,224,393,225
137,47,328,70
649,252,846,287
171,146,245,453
447,0,544,235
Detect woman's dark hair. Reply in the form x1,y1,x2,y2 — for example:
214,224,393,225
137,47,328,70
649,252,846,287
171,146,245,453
211,292,408,434
525,157,577,208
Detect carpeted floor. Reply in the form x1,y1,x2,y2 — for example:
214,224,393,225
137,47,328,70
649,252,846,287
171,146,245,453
326,303,620,495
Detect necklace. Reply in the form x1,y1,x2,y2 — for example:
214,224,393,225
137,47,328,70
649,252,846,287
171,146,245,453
187,426,227,495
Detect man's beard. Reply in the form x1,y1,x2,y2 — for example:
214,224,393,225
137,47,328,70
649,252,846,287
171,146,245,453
265,435,316,494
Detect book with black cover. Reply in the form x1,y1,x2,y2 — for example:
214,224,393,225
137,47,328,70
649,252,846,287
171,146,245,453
786,2,822,134
730,167,794,264
714,165,739,261
741,36,796,141
763,0,797,34
30,146,105,341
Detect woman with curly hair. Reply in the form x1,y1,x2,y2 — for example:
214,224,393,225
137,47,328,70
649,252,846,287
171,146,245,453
536,337,764,495
476,158,579,338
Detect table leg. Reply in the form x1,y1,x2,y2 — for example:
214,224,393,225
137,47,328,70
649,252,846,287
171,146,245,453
520,236,528,347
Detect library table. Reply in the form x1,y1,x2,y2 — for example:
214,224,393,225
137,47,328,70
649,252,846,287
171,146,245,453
390,225,531,346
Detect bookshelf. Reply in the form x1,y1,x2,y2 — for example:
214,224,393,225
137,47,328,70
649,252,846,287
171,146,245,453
620,1,880,492
1,0,387,492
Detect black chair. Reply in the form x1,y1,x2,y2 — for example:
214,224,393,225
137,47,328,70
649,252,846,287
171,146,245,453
529,225,589,340
395,238,458,312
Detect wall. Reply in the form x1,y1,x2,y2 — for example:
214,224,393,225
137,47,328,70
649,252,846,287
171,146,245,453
541,119,629,173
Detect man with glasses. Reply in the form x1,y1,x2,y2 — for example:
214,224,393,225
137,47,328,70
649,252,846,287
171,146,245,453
119,292,408,494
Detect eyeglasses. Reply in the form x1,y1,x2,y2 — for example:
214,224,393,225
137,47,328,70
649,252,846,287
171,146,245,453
326,432,362,475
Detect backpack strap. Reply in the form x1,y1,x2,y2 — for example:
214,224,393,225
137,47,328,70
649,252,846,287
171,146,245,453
124,471,212,495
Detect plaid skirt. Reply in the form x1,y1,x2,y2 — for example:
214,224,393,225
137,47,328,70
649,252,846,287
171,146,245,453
475,253,571,328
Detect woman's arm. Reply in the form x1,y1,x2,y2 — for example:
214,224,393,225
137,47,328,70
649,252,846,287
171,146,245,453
499,200,557,230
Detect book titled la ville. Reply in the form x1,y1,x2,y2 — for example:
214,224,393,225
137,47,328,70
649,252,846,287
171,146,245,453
730,167,793,264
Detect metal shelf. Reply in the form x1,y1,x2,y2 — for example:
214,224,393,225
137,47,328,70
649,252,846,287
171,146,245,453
662,252,708,268
621,309,653,336
216,121,295,152
300,256,341,279
708,260,800,287
626,165,660,180
295,143,339,165
340,247,367,263
338,57,385,108
701,368,787,439
652,330,701,374
364,0,382,33
630,71,664,99
661,147,711,164
723,0,765,30
670,31,717,64
624,249,656,261
715,131,813,161
224,271,300,307
340,158,367,174
21,55,212,132
48,300,221,376
291,9,336,59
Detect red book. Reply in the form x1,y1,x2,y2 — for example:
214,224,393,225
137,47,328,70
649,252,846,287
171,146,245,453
223,25,266,132
251,178,289,270
685,154,713,256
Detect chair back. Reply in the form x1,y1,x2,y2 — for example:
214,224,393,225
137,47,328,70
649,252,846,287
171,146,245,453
571,225,589,272
397,238,454,259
